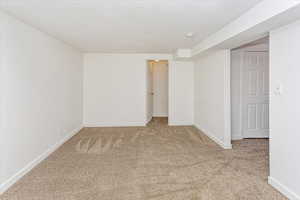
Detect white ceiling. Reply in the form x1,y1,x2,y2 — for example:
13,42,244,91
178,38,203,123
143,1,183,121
0,0,263,53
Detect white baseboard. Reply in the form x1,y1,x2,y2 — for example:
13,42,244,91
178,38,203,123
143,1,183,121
83,122,146,127
146,117,153,125
231,134,243,140
169,123,193,126
0,125,83,195
168,119,193,126
194,124,232,149
268,176,300,200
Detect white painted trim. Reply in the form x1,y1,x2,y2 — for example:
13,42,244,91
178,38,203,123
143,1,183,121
231,49,245,140
153,115,168,117
145,60,151,127
230,50,243,141
169,123,193,126
268,176,300,200
0,125,83,195
146,118,152,124
194,124,232,149
239,51,244,139
145,116,152,126
84,123,146,128
231,133,243,140
224,49,232,146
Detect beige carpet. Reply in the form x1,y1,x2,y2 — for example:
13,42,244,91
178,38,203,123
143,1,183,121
1,118,286,200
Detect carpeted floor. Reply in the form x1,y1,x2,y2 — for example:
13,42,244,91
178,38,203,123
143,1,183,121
1,118,286,200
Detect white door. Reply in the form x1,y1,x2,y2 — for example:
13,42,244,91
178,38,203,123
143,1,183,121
153,62,168,117
242,51,269,138
146,62,154,122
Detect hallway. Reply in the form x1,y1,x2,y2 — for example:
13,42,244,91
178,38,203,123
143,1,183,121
2,118,285,200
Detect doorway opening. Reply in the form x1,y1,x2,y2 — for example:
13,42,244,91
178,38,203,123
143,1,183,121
230,37,270,186
231,37,270,141
146,60,169,124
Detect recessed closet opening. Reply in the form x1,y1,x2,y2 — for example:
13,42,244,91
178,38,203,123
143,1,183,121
146,60,169,124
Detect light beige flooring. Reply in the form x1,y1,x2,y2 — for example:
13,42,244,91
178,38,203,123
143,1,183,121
1,118,286,200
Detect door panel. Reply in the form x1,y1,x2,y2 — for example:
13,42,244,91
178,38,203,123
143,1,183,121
248,70,259,96
261,103,269,129
153,62,168,117
242,51,269,138
146,63,153,122
247,104,257,130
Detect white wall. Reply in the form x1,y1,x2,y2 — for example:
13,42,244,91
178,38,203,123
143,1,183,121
230,50,243,140
83,54,172,127
0,12,5,186
168,61,194,126
194,50,231,149
0,11,83,193
268,20,300,200
153,62,168,117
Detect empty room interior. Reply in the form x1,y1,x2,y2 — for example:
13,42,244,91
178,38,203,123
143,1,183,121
0,1,300,200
